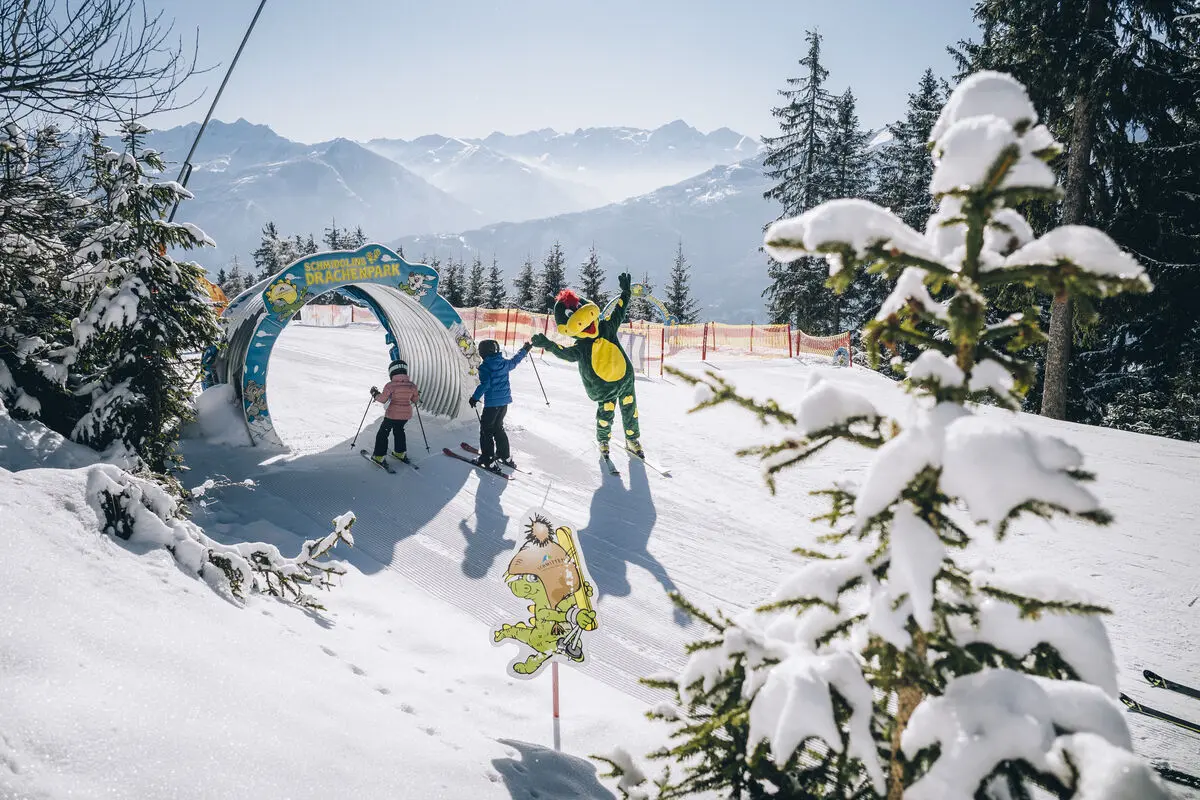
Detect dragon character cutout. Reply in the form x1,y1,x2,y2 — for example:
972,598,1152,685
493,510,598,678
531,272,644,457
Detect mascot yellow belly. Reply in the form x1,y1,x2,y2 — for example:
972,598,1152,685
591,337,627,383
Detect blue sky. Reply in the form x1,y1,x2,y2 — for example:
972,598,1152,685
149,0,981,142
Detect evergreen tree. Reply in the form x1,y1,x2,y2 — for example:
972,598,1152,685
761,29,837,331
348,225,367,248
628,272,656,322
252,221,283,281
485,256,508,308
304,234,318,255
874,69,944,232
953,0,1200,422
577,244,609,307
215,267,228,289
226,256,246,296
825,88,883,333
465,254,486,307
322,218,343,250
664,242,699,324
65,123,220,473
513,256,537,309
441,256,466,307
606,72,1167,800
537,242,568,312
0,124,85,425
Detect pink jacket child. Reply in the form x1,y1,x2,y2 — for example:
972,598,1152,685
369,360,419,462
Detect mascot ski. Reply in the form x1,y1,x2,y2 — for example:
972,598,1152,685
531,272,644,459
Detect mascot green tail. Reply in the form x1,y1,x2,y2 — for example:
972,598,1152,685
531,272,644,457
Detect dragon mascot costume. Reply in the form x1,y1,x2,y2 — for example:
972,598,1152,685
531,272,644,458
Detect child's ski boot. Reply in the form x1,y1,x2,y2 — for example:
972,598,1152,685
496,457,518,470
391,450,411,463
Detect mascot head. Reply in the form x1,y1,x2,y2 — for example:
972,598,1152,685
553,289,602,340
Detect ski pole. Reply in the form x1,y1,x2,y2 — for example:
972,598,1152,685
414,404,430,453
351,394,373,449
529,351,550,405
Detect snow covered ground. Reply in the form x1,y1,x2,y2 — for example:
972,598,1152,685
2,322,1198,798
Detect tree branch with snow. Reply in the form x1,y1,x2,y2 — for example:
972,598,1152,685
91,464,355,611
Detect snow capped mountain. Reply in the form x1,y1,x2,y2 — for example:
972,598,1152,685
130,118,763,285
363,135,608,223
124,121,481,269
475,121,763,200
393,154,775,322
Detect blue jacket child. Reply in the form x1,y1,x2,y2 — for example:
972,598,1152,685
468,338,532,468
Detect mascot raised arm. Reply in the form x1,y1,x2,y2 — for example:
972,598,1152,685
531,272,644,459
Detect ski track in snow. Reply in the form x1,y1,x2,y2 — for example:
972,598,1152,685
186,325,1200,783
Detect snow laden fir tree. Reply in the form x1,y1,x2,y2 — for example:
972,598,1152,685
601,73,1169,799
65,122,219,474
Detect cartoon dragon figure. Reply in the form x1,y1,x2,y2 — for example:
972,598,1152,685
531,272,644,458
493,513,597,677
265,274,308,318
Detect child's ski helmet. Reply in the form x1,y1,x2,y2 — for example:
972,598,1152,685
388,359,408,377
478,339,500,357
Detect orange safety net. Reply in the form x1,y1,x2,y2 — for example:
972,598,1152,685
795,329,851,357
449,306,855,373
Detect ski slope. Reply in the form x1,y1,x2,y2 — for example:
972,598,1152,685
199,324,1200,773
3,322,1197,798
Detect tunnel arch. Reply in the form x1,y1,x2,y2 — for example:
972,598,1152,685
202,244,481,447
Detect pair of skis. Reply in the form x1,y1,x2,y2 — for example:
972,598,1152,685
442,442,525,480
359,449,419,474
1120,669,1200,735
1120,669,1200,790
599,441,671,478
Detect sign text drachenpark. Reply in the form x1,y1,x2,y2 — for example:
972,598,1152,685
304,255,406,286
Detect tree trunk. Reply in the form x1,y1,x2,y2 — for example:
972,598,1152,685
1040,0,1105,419
888,633,927,800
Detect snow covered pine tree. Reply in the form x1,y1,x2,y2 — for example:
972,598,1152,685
600,73,1167,799
63,123,220,474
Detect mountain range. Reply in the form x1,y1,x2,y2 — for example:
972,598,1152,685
134,118,770,319
392,155,774,321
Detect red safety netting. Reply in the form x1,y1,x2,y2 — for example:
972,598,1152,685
301,304,855,374
795,329,852,359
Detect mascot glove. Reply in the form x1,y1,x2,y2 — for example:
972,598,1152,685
530,333,552,348
618,272,632,292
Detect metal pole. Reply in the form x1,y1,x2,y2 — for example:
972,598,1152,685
350,395,373,449
529,350,550,405
414,405,430,453
552,661,561,751
168,0,269,222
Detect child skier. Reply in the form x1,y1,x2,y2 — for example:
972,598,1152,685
369,359,419,465
469,339,532,469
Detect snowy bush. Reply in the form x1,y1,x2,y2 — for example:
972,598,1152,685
606,73,1168,799
90,464,355,610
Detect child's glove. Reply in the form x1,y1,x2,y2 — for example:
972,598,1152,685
530,333,552,349
521,341,533,352
370,386,379,398
468,397,478,408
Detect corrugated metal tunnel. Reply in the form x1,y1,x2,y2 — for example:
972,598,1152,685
203,246,477,447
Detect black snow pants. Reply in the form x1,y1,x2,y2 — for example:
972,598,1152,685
479,405,509,462
373,418,408,458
